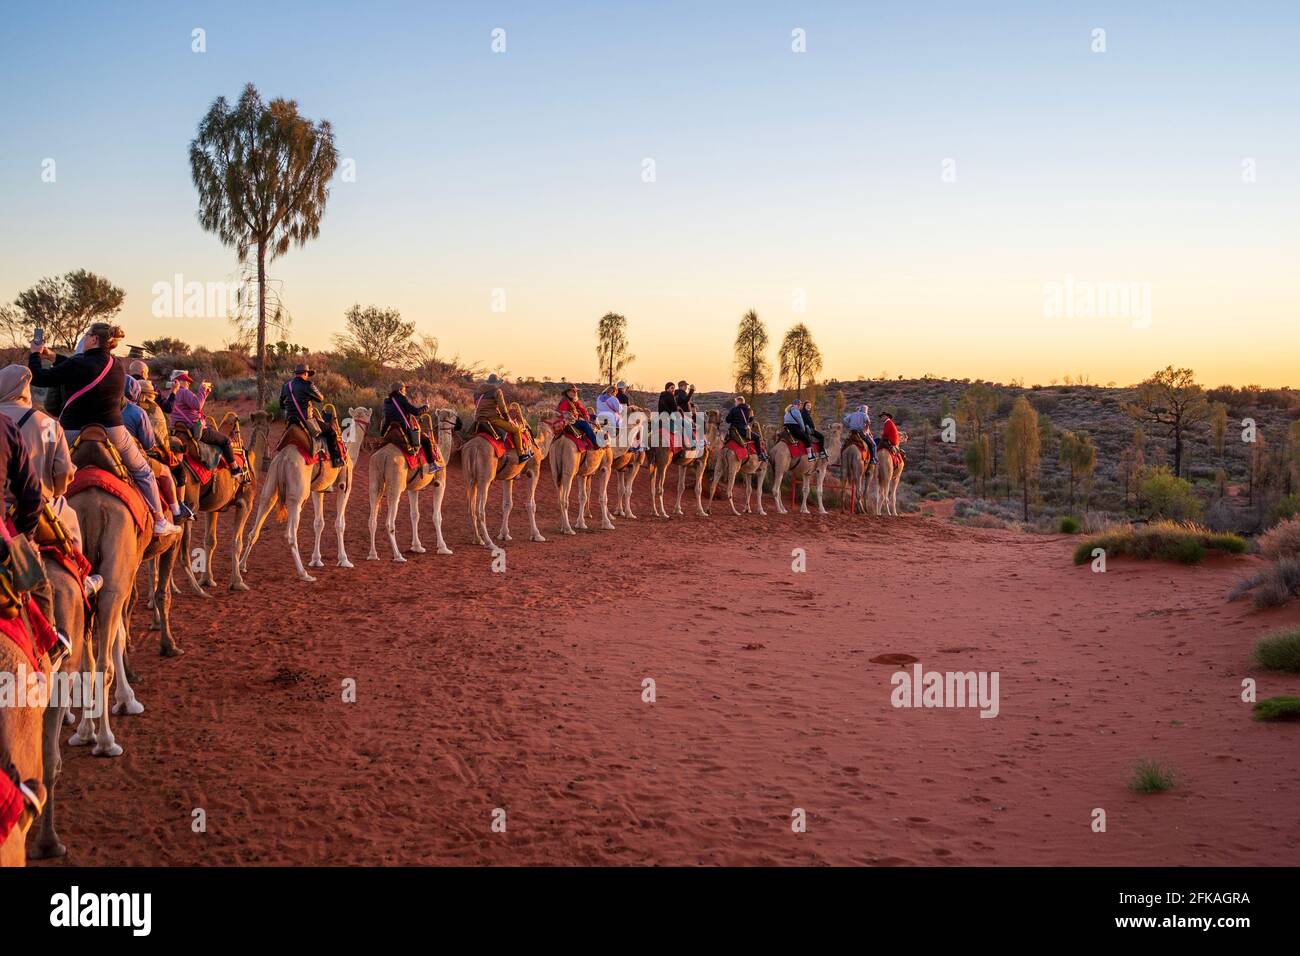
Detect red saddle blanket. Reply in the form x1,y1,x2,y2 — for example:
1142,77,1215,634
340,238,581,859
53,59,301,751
0,597,59,674
782,439,821,458
482,433,507,459
562,431,593,452
67,466,151,537
725,439,756,463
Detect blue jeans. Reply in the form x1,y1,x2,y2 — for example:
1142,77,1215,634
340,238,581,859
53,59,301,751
67,425,164,514
573,419,600,447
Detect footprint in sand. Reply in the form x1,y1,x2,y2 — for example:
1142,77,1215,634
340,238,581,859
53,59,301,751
870,653,919,666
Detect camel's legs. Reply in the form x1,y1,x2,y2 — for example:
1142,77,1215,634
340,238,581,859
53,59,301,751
111,622,144,716
69,583,129,757
498,479,515,541
465,479,484,546
367,472,385,560
228,497,251,590
771,465,787,514
556,471,576,535
424,480,452,554
307,490,327,570
179,517,208,597
673,466,686,516
525,467,545,542
286,494,316,582
242,478,281,575
408,488,426,553
596,467,615,530
199,511,220,588
33,694,69,857
574,474,590,531
384,482,405,561
475,479,496,548
335,471,354,568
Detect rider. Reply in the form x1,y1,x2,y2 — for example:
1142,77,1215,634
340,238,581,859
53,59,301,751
783,401,817,461
383,382,439,475
558,385,602,448
169,372,243,476
0,409,47,841
280,363,344,467
880,412,905,461
801,400,828,459
724,395,768,461
843,404,877,464
595,384,623,444
473,374,532,461
124,376,191,522
28,322,180,536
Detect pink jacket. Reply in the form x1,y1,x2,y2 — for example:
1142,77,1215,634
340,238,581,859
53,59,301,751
169,385,205,427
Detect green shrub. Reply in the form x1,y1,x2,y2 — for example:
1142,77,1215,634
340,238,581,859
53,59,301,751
1253,697,1300,721
1254,629,1300,672
1058,516,1080,534
1073,521,1246,565
1129,759,1175,793
1137,466,1202,520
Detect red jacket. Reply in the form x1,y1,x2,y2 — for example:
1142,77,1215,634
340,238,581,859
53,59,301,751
881,418,900,446
558,398,592,421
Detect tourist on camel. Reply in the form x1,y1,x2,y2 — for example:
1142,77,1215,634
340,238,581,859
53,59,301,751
473,373,532,461
801,400,828,460
843,404,877,464
739,401,768,460
880,412,905,461
168,371,243,477
280,363,344,467
782,401,817,461
383,382,439,475
28,321,180,536
124,376,192,522
558,384,602,448
724,395,767,461
596,384,634,448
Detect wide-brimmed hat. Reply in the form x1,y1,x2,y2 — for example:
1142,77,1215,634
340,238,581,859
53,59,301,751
137,377,157,397
482,373,502,386
562,383,578,394
294,362,314,376
616,380,626,389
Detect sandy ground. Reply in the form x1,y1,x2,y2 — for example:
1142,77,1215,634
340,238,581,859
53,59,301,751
31,438,1300,866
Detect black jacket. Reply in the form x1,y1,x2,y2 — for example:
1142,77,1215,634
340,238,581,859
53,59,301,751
279,377,325,424
28,348,124,431
800,408,817,429
383,392,428,432
674,386,694,413
0,412,43,535
724,405,749,430
657,390,676,415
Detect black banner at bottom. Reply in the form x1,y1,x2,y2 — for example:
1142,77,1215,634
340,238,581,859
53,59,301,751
0,865,1287,942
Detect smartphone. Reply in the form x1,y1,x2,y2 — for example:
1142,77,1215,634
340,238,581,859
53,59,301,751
32,327,44,347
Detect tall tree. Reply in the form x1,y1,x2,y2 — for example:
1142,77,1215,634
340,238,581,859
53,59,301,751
333,304,415,366
1126,366,1209,478
2,269,125,349
594,311,634,384
1005,396,1041,521
1058,430,1096,510
777,323,822,398
1209,401,1228,456
190,84,338,407
732,309,770,405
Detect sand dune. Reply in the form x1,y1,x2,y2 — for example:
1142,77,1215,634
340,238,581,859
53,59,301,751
32,441,1300,866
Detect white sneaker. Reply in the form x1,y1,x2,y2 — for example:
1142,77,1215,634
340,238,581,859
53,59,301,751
83,573,104,599
153,517,181,536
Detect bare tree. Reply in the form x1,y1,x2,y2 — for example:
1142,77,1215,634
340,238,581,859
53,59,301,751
777,323,822,398
334,304,416,366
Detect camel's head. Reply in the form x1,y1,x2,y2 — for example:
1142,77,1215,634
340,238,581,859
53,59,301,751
249,409,270,425
349,406,374,429
433,407,458,431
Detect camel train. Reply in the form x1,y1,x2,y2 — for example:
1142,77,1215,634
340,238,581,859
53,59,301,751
2,381,907,865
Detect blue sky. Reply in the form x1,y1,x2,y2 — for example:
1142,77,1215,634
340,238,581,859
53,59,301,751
1,1,1297,388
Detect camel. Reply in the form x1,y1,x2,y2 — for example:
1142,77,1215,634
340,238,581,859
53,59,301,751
67,429,181,758
241,407,370,582
29,546,89,859
705,411,768,517
766,422,844,515
838,437,872,515
608,410,648,519
548,413,615,535
646,419,712,519
874,431,909,516
0,619,45,867
460,418,553,548
176,410,267,595
367,409,455,561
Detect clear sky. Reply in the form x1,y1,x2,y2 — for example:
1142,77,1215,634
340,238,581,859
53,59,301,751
2,1,1297,390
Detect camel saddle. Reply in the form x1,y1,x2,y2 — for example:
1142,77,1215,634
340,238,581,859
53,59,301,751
276,420,331,466
877,439,903,468
69,424,129,481
725,439,756,463
173,417,248,485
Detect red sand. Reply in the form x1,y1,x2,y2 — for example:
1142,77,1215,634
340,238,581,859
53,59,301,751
32,444,1300,866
